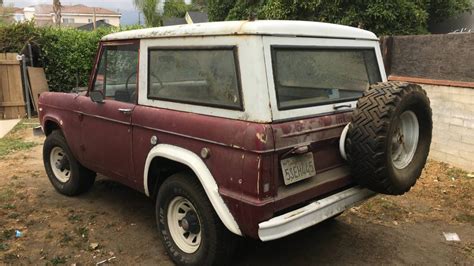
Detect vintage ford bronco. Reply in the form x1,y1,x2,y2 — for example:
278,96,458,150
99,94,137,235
38,21,432,265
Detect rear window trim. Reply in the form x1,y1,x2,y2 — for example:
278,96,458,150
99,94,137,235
147,46,244,111
270,45,382,111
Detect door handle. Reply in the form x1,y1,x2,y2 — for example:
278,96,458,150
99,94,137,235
118,108,133,115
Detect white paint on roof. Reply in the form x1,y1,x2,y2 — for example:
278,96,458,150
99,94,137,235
102,20,379,41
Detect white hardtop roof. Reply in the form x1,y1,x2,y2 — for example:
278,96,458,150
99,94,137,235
102,20,378,41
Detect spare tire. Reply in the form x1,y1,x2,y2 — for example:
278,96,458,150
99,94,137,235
346,82,432,195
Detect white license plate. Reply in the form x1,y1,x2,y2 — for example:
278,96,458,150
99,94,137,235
281,153,316,185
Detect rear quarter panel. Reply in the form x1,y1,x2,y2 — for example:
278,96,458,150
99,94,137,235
131,106,275,237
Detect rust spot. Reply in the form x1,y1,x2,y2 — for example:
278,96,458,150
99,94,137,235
256,132,267,144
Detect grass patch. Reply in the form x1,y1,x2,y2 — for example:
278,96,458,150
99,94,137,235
0,243,9,251
1,229,15,240
0,119,39,158
2,204,16,210
3,253,19,263
456,214,474,225
68,214,82,223
75,226,89,240
50,256,67,265
446,167,468,179
0,188,15,202
60,232,73,244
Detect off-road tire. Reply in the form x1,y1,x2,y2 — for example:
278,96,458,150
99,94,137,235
43,130,96,196
156,172,238,266
346,82,432,195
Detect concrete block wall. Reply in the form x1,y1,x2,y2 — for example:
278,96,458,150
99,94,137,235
423,85,474,171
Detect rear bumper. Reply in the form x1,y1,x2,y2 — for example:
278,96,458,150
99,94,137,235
258,186,376,241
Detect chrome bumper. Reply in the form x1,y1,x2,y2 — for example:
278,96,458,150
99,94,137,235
258,186,376,241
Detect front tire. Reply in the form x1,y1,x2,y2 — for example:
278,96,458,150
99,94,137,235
156,172,238,266
43,130,96,196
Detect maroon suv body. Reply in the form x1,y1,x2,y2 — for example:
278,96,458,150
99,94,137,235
39,21,385,264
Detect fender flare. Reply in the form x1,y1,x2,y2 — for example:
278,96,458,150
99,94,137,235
42,116,62,134
143,144,242,236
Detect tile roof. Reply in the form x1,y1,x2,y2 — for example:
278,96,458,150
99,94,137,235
187,11,208,23
28,4,120,16
163,17,187,26
12,7,24,14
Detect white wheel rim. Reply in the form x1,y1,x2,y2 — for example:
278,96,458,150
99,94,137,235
167,196,202,254
50,146,71,183
391,111,419,169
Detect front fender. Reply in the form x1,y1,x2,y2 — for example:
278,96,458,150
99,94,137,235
144,144,242,236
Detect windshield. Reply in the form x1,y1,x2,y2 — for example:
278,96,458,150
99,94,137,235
272,47,382,110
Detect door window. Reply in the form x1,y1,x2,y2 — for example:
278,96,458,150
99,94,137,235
147,47,243,110
92,44,139,104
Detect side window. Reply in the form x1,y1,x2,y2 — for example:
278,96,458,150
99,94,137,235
147,48,243,110
92,44,139,104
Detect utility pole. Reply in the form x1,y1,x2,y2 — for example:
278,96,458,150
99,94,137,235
93,7,96,30
53,0,62,27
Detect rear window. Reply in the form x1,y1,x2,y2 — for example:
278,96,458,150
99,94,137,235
272,47,382,110
147,47,242,110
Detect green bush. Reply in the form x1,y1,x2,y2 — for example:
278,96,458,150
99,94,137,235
0,22,142,92
37,27,109,92
0,20,40,53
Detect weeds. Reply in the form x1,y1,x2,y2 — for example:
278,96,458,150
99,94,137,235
60,232,73,244
75,226,89,240
447,167,468,179
456,214,474,225
50,256,67,265
1,229,15,240
1,204,15,210
0,243,9,251
67,214,82,223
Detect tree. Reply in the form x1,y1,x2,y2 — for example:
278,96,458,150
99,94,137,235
190,0,208,11
208,0,472,35
134,0,162,27
208,0,235,21
425,0,472,24
53,0,62,27
163,0,189,18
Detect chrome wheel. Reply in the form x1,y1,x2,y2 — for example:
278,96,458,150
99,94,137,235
50,146,71,183
391,111,419,169
167,196,202,254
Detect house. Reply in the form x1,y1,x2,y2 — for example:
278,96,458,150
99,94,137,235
22,4,121,27
11,7,26,22
77,19,114,31
0,7,26,23
185,11,209,24
163,11,208,26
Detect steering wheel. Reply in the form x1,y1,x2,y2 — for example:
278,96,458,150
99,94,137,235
125,71,164,92
125,71,137,93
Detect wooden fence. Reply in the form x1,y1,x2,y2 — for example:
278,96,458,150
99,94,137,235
0,53,25,119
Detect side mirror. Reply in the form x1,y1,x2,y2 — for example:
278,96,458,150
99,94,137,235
90,90,105,103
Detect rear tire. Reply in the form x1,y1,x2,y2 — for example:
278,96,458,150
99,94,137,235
43,130,96,196
346,82,432,195
156,172,238,266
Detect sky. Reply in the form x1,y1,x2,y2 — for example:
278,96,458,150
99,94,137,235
4,0,151,25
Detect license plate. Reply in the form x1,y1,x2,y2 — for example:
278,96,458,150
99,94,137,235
281,153,316,185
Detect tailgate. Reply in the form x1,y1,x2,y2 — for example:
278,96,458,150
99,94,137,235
271,112,354,212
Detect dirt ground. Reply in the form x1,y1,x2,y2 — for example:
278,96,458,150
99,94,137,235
0,123,473,265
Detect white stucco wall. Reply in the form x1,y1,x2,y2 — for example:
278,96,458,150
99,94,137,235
61,15,120,26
